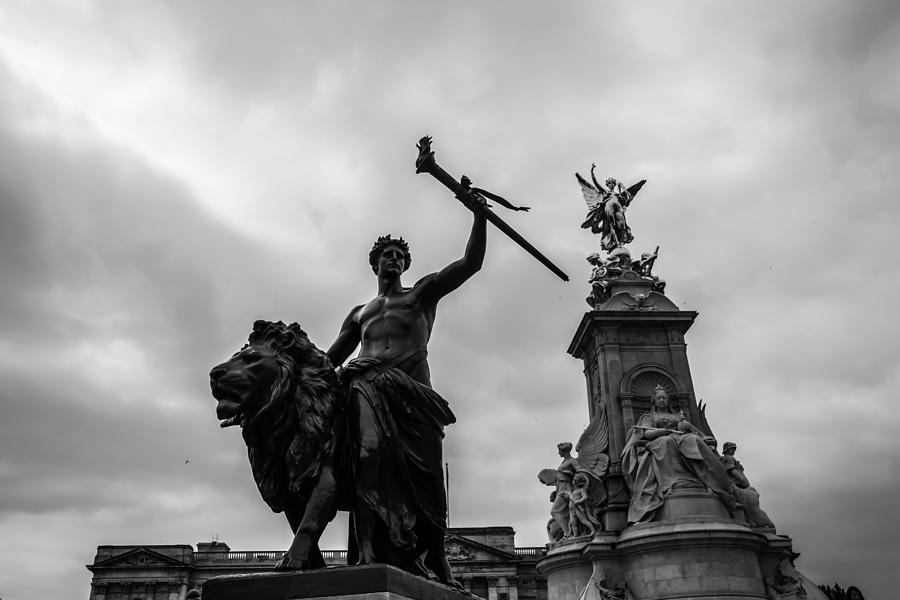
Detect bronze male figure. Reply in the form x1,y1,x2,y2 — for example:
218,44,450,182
326,201,486,585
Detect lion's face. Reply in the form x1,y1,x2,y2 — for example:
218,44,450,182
210,344,282,428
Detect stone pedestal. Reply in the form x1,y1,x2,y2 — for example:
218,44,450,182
655,488,732,523
539,515,788,600
540,535,616,600
202,564,473,600
617,522,768,600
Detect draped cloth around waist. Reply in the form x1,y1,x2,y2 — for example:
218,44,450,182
343,349,455,551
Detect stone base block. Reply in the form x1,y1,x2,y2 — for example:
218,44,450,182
540,524,775,600
542,537,615,600
618,523,768,600
656,488,732,524
202,564,472,600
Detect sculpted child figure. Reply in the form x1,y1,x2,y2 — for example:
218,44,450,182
566,472,601,537
326,197,487,586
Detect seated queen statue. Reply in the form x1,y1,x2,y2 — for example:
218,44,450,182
622,385,735,524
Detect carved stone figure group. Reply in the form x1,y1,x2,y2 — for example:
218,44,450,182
586,247,666,307
539,403,611,541
540,384,776,540
622,385,735,524
575,166,669,309
541,442,604,540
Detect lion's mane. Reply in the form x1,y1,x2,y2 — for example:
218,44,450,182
240,320,345,513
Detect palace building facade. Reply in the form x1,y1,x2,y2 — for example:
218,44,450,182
86,526,548,600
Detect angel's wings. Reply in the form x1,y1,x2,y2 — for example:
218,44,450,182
620,180,647,208
575,401,610,479
576,172,606,210
577,169,647,213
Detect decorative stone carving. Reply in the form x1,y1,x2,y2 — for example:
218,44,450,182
586,253,612,305
96,547,188,570
819,583,866,600
124,553,162,567
578,564,632,600
621,385,735,524
634,248,665,294
539,403,610,541
766,550,808,600
445,542,474,561
585,247,667,309
720,441,776,529
629,373,675,400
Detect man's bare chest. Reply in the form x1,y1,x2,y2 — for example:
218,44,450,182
357,291,427,327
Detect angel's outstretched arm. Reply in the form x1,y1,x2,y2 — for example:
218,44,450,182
590,164,603,193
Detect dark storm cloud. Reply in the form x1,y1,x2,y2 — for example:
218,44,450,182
0,61,317,598
0,62,280,512
0,371,226,513
1,1,899,599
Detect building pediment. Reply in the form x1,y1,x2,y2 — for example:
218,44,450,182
444,535,517,562
89,547,190,571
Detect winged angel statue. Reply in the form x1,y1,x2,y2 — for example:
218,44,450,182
576,164,647,252
538,403,611,541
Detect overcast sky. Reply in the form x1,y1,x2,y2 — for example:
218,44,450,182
0,2,898,599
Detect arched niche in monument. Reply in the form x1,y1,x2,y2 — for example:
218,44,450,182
617,365,679,432
619,364,712,438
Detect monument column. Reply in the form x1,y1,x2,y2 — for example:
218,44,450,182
538,168,800,600
599,330,625,456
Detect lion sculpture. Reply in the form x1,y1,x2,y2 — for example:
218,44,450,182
209,319,349,571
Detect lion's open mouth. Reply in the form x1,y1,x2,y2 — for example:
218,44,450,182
219,415,242,428
215,396,243,428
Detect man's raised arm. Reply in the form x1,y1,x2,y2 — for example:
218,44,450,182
422,206,487,301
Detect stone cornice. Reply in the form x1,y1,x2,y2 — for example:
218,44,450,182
568,311,699,359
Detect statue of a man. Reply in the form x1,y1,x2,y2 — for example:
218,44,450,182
326,201,487,585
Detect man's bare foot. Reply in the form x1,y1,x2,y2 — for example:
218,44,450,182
274,553,306,572
354,547,376,566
